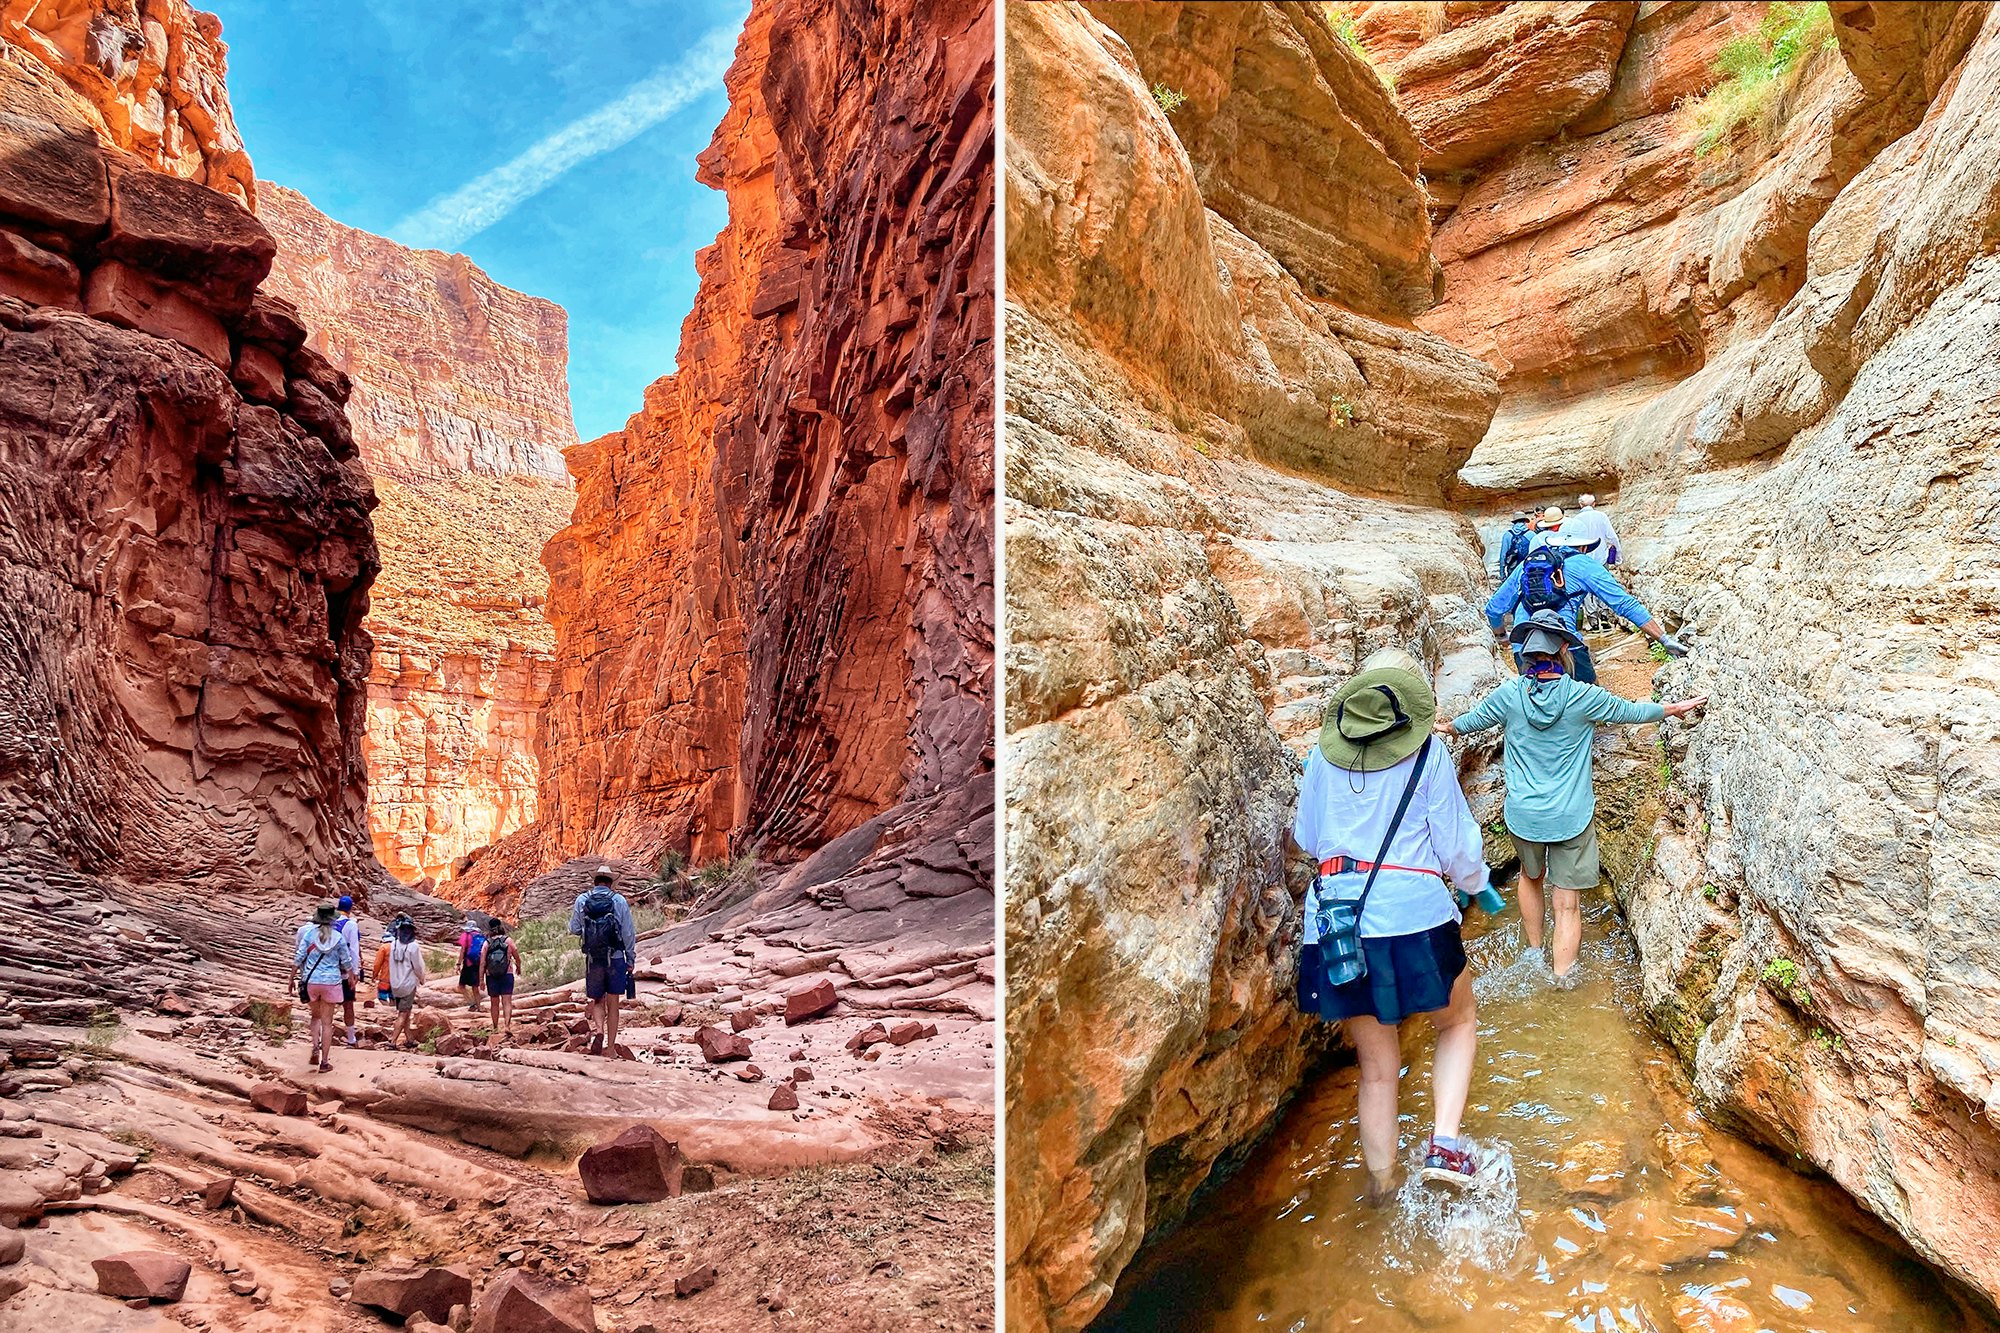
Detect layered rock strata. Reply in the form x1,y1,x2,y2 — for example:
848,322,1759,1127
1345,0,2000,1310
0,0,254,207
1003,6,1499,1330
525,0,995,875
0,48,380,900
255,182,578,885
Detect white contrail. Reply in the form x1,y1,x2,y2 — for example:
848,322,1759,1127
393,25,739,251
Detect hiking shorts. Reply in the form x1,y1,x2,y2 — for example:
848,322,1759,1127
487,974,515,997
458,963,481,989
306,981,344,1005
584,953,634,1001
1515,821,1601,891
391,993,417,1013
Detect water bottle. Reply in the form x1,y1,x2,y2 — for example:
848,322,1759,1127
1456,885,1507,914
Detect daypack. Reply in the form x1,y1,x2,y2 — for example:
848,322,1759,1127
580,888,620,959
484,937,512,985
388,941,423,998
463,930,485,966
1519,545,1572,613
1500,525,1531,575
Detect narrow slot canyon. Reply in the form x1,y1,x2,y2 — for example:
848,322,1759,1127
1003,3,2000,1332
0,0,995,1328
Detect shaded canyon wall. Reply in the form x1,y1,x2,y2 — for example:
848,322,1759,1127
256,184,579,887
1002,5,1504,1330
0,47,381,901
1344,0,2000,1310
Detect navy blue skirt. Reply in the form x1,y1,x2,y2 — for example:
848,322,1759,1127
1296,920,1467,1025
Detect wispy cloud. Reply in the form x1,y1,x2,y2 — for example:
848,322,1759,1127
392,24,738,251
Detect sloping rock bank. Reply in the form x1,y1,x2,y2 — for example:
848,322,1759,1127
1002,6,1500,1330
1341,0,2000,1312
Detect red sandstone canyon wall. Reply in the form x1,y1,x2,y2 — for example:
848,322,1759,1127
526,0,995,875
0,46,380,900
257,183,579,886
0,0,253,207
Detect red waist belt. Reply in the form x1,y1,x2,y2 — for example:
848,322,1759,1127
1319,855,1443,878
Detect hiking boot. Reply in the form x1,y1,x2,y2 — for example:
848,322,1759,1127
1420,1138,1478,1190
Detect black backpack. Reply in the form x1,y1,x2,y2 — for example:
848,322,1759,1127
1519,545,1572,612
484,935,512,984
580,888,620,959
1500,525,1531,575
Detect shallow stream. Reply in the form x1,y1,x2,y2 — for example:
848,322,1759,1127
1095,899,1993,1332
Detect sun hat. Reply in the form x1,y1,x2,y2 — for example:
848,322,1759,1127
1541,505,1564,524
1318,651,1436,772
593,865,615,884
313,901,336,923
1509,609,1586,657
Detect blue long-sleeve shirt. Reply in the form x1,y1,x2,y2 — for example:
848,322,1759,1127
1486,549,1651,633
294,925,357,985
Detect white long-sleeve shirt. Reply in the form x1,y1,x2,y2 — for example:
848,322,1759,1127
1558,506,1619,561
1292,739,1488,939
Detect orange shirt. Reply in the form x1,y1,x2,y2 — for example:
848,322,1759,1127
372,943,391,986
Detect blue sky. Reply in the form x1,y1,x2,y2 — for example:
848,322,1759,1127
211,0,752,440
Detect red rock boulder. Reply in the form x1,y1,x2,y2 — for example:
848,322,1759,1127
675,1264,718,1298
768,1084,799,1112
696,1025,751,1063
92,1251,191,1302
248,1082,307,1116
353,1265,474,1324
471,1269,593,1333
784,979,838,1024
577,1125,685,1203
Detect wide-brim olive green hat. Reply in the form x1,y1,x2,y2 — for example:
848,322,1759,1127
1318,665,1436,772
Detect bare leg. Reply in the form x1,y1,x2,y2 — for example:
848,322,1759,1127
1426,972,1478,1140
502,994,513,1035
343,994,356,1043
489,995,501,1033
1342,1014,1405,1193
1517,870,1547,950
1552,888,1585,978
604,995,621,1052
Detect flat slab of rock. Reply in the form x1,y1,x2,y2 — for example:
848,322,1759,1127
472,1268,594,1333
785,979,837,1024
93,1250,191,1302
578,1124,685,1203
248,1082,307,1116
675,1263,718,1298
353,1264,474,1323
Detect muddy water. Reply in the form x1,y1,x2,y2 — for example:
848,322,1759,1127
1096,900,1992,1333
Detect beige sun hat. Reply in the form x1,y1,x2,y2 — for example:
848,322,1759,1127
1541,505,1564,524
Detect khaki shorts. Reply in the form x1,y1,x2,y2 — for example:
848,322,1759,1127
1515,821,1600,890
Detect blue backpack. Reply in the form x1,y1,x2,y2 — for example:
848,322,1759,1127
1500,525,1531,575
1519,545,1572,612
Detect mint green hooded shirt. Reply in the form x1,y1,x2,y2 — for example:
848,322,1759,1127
1450,674,1664,843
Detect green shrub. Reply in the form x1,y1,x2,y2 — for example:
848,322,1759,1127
1150,83,1187,116
1701,883,1720,903
1687,2,1837,156
1761,956,1813,1008
1328,394,1356,427
1327,10,1396,90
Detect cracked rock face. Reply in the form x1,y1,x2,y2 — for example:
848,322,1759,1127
1002,6,1499,1330
530,0,995,873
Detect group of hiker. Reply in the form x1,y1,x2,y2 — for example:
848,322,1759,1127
1293,491,1706,1202
286,866,641,1070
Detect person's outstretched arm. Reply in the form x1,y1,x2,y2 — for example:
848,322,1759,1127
1484,566,1522,634
1438,686,1510,738
1566,556,1686,655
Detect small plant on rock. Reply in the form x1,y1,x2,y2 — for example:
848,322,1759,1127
1686,1,1837,156
1328,394,1356,427
1761,956,1813,1009
1701,883,1720,903
1150,83,1187,116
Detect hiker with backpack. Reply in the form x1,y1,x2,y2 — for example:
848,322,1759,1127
1438,611,1708,985
376,914,427,1049
335,895,361,1048
291,902,358,1073
1563,493,1620,565
1487,536,1684,683
1292,650,1492,1202
1498,512,1532,578
455,915,486,1009
484,920,521,1039
570,866,637,1056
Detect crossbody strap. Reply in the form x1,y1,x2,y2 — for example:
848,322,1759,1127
1351,737,1433,934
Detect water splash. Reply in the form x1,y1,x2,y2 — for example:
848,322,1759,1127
1388,1138,1525,1274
